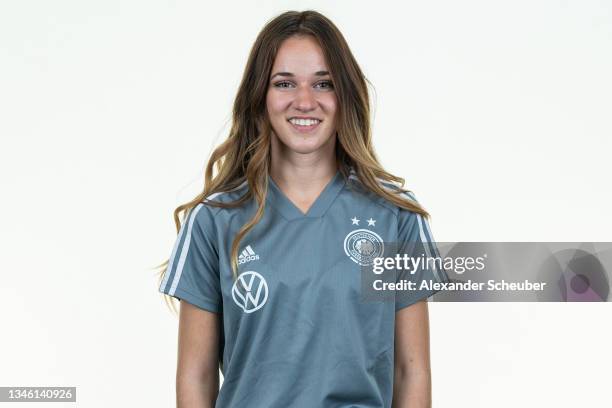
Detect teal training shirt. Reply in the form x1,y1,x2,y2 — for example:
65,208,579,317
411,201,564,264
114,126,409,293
159,170,448,407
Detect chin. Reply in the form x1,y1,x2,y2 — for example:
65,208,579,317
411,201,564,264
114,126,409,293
274,126,335,155
285,139,327,155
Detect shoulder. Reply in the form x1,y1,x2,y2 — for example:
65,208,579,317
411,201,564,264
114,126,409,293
204,180,250,205
344,171,421,218
201,180,250,211
187,180,250,227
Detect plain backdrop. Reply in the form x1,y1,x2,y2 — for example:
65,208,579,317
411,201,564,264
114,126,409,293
1,1,611,407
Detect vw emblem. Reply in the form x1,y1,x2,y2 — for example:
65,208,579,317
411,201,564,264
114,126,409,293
344,229,384,266
231,271,269,313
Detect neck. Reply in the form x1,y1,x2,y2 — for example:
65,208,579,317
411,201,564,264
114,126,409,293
269,135,338,192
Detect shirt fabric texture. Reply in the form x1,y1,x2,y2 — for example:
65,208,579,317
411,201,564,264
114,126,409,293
159,170,448,407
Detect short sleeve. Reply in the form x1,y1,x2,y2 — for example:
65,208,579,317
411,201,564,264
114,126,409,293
159,203,222,313
394,200,450,312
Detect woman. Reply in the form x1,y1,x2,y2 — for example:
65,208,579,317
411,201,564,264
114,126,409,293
158,10,447,408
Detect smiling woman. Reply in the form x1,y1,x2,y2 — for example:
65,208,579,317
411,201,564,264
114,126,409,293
157,9,448,408
267,39,337,147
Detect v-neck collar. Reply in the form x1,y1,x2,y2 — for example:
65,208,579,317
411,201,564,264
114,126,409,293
266,170,345,221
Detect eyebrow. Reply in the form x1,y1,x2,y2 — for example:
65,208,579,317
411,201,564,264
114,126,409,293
270,70,330,80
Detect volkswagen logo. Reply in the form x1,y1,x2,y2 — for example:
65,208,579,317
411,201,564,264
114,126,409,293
231,271,269,313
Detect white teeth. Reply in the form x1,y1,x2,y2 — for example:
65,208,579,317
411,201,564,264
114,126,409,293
290,118,320,126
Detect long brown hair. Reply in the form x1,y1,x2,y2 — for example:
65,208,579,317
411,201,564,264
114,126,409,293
156,10,429,312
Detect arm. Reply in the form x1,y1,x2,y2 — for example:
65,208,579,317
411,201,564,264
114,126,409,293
392,299,432,408
177,301,221,408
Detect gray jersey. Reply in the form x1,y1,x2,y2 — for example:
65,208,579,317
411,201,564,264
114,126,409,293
159,170,447,407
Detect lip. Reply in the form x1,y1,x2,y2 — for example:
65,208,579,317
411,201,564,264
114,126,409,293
288,116,322,120
287,118,322,133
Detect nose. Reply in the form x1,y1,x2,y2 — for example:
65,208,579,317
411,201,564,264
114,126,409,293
294,85,316,111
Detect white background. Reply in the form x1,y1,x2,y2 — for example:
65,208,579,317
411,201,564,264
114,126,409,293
1,1,611,407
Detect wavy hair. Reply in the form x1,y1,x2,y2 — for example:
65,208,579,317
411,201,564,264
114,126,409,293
156,10,429,312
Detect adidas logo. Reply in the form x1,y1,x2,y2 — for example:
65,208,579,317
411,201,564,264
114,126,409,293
238,245,260,265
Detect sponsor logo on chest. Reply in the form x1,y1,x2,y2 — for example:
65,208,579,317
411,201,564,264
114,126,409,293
238,245,259,265
231,271,268,313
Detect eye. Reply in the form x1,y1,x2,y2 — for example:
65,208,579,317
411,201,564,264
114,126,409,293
273,81,293,88
315,80,334,89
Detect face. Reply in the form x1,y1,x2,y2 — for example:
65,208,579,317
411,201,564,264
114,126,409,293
266,35,338,155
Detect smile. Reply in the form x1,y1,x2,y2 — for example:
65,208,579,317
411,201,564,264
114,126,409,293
288,118,322,133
